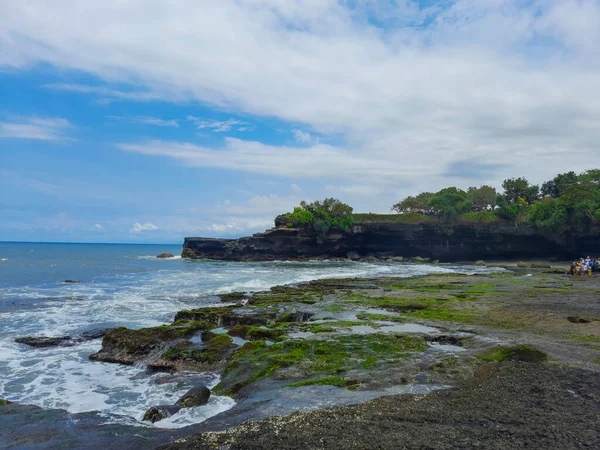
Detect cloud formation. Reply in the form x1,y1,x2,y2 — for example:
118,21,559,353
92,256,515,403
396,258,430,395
130,222,159,233
107,115,179,127
0,116,73,140
2,1,600,201
293,129,312,144
187,117,252,132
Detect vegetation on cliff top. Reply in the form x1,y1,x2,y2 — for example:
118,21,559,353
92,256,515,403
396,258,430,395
389,169,600,235
278,198,354,242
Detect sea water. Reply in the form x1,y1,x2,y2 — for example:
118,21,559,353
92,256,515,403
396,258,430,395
0,241,496,428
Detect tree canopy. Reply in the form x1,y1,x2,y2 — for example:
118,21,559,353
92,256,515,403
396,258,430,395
279,198,354,243
390,169,600,235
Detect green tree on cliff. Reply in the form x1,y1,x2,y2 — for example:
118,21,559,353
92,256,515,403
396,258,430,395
466,185,498,210
391,192,433,213
502,177,539,205
540,171,578,198
281,198,354,243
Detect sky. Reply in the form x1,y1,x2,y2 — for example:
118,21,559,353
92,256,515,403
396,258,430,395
1,0,600,244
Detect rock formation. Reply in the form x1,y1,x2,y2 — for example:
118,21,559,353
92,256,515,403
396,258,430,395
182,220,600,262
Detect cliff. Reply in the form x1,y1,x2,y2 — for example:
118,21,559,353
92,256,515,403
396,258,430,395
182,221,600,262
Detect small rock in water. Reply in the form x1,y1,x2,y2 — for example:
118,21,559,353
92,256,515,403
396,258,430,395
142,404,181,423
156,253,175,259
79,328,111,340
61,280,81,283
176,385,211,408
15,336,72,348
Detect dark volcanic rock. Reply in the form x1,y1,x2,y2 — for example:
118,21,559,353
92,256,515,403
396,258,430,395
173,307,275,327
567,315,593,324
159,362,600,450
88,326,183,364
218,292,248,303
16,329,111,348
143,404,181,423
61,279,81,283
176,386,211,408
15,336,72,347
182,221,600,262
79,328,111,340
157,253,175,259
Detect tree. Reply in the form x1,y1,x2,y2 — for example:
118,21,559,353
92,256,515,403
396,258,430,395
466,185,498,209
280,198,355,242
502,177,539,205
429,187,470,234
392,192,433,213
540,171,577,198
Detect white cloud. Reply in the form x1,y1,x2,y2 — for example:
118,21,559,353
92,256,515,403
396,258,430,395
292,129,312,144
107,115,179,127
45,83,170,102
291,184,302,194
0,116,73,140
94,224,103,230
187,116,252,132
130,222,159,233
2,0,600,198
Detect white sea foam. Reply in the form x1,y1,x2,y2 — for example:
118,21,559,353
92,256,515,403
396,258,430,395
137,255,182,260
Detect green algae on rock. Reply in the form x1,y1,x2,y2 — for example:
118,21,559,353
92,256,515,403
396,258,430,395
215,334,427,396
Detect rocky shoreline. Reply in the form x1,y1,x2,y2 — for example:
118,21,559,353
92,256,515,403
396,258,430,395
4,264,600,449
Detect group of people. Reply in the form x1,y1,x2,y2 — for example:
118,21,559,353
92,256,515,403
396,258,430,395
569,257,600,276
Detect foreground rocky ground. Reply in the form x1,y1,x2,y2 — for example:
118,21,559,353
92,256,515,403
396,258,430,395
4,265,600,449
161,362,600,450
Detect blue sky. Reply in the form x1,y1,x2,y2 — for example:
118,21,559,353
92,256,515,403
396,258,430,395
1,0,600,243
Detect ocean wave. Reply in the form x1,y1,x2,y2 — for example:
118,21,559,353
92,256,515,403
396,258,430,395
137,255,182,260
0,258,7,261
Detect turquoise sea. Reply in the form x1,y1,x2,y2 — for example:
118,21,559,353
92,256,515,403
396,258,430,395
0,241,496,428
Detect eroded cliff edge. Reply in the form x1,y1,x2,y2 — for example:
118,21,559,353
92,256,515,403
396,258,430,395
182,221,600,262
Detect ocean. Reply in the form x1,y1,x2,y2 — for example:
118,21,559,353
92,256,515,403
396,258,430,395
0,241,496,429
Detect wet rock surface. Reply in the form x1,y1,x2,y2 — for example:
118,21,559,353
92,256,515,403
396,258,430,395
176,386,211,408
16,329,111,348
15,336,72,347
160,362,600,450
143,404,181,423
157,253,175,258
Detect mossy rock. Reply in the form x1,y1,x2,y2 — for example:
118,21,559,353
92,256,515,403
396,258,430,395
0,399,12,406
286,376,359,388
531,261,551,268
174,307,274,327
475,260,486,266
477,345,548,363
191,334,237,365
173,307,236,325
228,325,284,341
410,256,430,263
90,326,183,362
217,334,427,396
567,316,593,324
517,262,532,268
218,292,248,303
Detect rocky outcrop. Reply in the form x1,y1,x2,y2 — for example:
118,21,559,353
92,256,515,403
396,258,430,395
142,385,211,423
183,221,600,262
143,405,181,423
157,253,175,259
15,329,110,348
176,386,211,408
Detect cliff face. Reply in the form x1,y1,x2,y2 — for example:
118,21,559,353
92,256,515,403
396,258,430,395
182,222,600,262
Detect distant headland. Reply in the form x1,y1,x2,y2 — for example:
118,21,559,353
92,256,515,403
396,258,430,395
183,170,600,262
